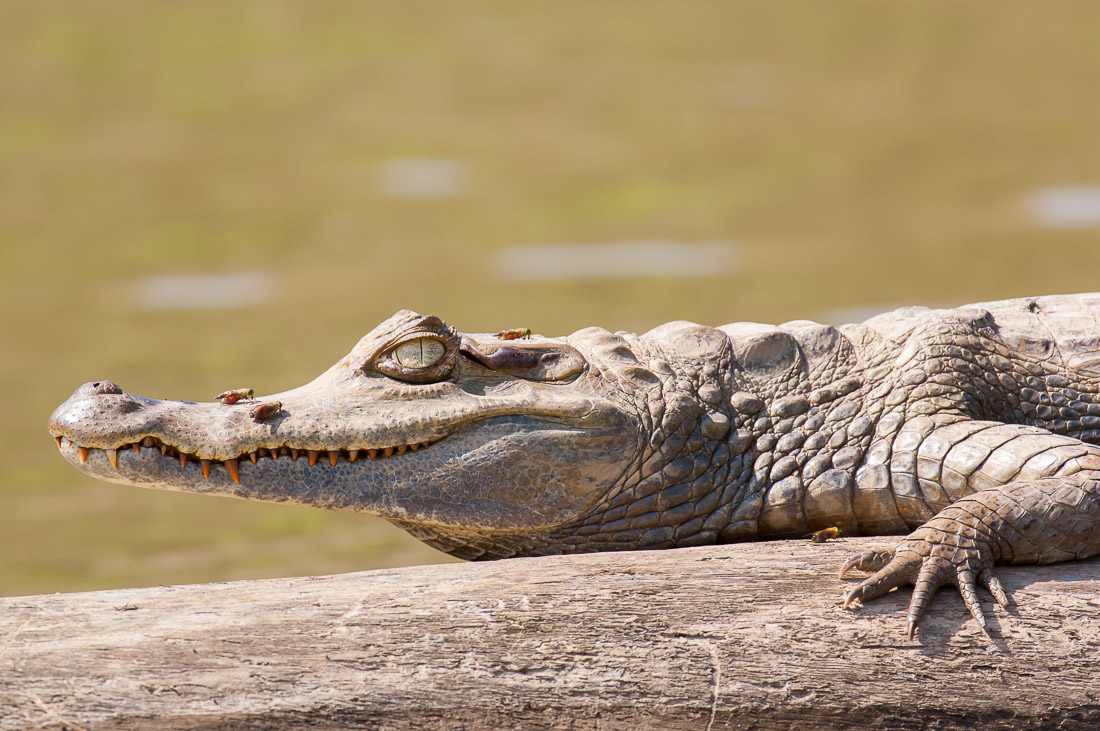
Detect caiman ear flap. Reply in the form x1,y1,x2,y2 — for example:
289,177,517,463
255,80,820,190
459,340,586,382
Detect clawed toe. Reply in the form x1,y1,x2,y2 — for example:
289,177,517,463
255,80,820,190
838,548,894,579
842,555,917,609
978,568,1011,608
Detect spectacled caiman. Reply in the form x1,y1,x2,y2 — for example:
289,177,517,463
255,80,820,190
48,294,1100,638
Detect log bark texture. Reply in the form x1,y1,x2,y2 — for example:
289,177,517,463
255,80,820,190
2,538,1100,730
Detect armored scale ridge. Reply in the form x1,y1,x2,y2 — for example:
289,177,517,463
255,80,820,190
49,294,1100,638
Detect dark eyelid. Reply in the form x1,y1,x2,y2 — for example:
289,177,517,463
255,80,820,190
460,345,540,370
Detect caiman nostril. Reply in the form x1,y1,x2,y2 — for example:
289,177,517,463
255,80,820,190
75,380,124,397
93,380,123,395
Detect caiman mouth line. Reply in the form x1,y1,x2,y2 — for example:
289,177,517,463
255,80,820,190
54,434,436,484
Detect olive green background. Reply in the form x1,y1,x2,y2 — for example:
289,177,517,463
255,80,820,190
4,1,1100,596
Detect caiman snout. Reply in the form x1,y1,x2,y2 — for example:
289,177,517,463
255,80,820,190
48,380,166,450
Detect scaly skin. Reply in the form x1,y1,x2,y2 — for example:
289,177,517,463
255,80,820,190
48,296,1100,637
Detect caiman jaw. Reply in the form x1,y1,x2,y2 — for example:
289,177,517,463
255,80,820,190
53,434,437,484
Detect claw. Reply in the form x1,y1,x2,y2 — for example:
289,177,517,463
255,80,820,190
838,555,861,579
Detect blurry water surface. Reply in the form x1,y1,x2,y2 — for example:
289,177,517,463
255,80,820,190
495,242,740,281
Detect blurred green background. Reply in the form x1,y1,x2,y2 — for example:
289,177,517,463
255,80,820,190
4,1,1100,597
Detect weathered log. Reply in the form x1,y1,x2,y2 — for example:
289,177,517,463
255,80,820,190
2,538,1100,730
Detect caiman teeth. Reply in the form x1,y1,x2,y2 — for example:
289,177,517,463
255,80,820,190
61,435,439,483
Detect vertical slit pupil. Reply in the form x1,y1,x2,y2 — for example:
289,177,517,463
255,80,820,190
395,337,444,368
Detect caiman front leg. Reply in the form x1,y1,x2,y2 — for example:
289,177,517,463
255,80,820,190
839,420,1100,638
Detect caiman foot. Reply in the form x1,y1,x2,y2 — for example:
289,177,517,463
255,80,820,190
840,530,1010,640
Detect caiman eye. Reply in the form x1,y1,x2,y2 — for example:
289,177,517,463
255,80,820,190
393,337,446,369
374,332,457,383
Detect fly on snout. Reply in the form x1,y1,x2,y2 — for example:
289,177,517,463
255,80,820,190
249,401,283,421
214,388,255,404
494,327,532,340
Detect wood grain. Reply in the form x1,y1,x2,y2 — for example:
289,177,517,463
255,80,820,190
3,538,1100,730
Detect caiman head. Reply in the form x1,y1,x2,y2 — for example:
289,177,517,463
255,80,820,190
48,310,644,559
